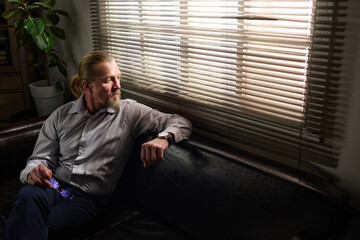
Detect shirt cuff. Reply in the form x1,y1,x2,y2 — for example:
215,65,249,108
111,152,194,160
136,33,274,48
19,166,34,184
163,127,185,143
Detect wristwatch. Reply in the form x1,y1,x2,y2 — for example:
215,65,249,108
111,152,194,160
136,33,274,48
157,132,173,144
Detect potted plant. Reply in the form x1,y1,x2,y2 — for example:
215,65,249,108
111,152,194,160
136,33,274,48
2,0,69,116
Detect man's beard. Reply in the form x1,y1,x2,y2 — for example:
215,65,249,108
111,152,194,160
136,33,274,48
107,90,121,110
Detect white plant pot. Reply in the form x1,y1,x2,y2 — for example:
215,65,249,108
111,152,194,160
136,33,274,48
29,80,64,117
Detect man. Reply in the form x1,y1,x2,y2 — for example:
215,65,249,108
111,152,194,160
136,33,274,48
3,50,192,240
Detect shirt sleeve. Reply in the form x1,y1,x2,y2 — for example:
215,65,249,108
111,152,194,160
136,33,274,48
19,111,60,183
129,101,192,143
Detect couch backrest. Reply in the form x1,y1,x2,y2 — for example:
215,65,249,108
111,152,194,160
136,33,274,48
116,136,349,240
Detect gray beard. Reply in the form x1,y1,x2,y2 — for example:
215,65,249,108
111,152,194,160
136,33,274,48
107,91,121,110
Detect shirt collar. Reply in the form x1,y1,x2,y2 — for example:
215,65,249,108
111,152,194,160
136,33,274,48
68,93,86,115
68,93,117,115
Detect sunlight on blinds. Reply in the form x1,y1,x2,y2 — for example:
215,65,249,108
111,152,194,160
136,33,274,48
91,0,347,172
96,0,315,151
99,0,314,127
239,0,313,123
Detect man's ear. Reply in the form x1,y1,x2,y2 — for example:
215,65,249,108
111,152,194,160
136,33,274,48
82,80,92,94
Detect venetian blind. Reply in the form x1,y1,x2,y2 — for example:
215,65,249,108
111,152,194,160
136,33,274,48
90,0,347,174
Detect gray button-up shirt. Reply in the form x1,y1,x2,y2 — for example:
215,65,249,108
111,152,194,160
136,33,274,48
20,94,192,196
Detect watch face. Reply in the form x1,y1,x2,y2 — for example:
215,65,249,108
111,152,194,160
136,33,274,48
158,132,169,138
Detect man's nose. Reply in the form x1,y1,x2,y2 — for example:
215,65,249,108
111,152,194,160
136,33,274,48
113,80,121,89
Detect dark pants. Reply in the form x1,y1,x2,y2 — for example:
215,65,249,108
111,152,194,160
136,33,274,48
3,184,109,240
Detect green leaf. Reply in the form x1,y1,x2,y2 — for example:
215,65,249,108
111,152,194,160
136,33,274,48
49,52,59,60
27,5,40,11
49,52,68,78
42,18,53,26
6,0,23,4
52,54,67,66
1,8,21,19
14,20,20,28
33,2,52,9
55,81,64,91
14,20,24,34
54,10,70,17
50,26,65,39
44,0,56,7
15,29,28,48
32,31,53,51
47,12,60,25
32,35,47,51
24,18,44,36
57,62,68,78
46,29,55,52
58,58,67,66
48,61,56,68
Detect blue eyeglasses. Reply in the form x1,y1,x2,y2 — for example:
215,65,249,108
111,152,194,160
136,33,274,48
49,178,74,199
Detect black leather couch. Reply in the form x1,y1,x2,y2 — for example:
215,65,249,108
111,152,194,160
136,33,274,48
0,118,356,240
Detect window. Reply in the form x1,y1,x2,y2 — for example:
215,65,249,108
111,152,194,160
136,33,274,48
90,0,347,176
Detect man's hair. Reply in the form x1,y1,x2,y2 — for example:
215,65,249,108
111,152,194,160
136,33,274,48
70,50,115,99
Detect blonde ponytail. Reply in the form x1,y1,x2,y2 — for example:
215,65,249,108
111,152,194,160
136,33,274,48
69,74,83,99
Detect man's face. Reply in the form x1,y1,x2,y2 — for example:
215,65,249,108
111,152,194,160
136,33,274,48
89,59,121,110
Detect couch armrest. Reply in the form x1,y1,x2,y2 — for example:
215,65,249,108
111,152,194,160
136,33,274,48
0,118,45,179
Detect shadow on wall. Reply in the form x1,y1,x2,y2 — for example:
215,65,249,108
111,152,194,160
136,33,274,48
52,0,93,103
318,0,360,210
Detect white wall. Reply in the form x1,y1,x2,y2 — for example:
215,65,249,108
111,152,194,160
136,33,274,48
50,0,93,102
50,0,360,210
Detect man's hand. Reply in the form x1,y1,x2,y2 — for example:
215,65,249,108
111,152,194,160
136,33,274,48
141,138,169,168
27,164,53,188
